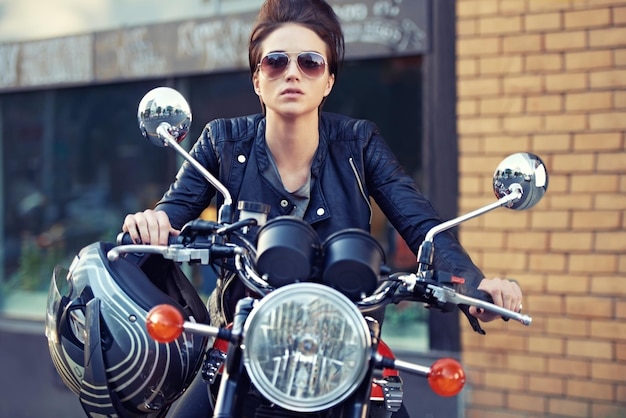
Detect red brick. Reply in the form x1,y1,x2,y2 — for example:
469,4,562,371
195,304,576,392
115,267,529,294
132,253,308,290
457,18,478,36
615,91,626,108
525,295,565,316
568,254,618,274
566,91,613,111
505,231,548,251
526,94,562,113
525,12,562,32
528,374,565,395
590,320,626,341
459,230,506,250
500,0,527,15
483,370,525,391
566,379,614,401
548,398,590,418
566,339,613,360
547,194,593,210
590,69,626,89
544,273,589,294
480,55,524,76
615,6,626,25
506,393,547,414
615,47,626,66
531,133,571,152
546,316,589,337
590,112,626,130
565,8,611,29
545,72,587,92
525,52,563,72
503,34,543,53
570,175,619,193
525,252,566,273
545,113,587,132
595,193,626,210
590,275,626,297
458,37,501,56
565,295,614,319
595,232,626,252
457,57,478,77
550,232,594,251
478,16,523,35
502,115,543,132
528,1,574,12
506,353,547,373
458,98,478,116
591,404,626,418
464,351,507,369
573,132,622,151
458,76,501,96
531,210,570,229
545,30,587,51
565,50,613,70
467,388,506,408
480,96,524,115
458,117,502,134
548,357,590,378
591,361,626,383
551,153,595,172
481,250,528,271
457,1,499,18
503,74,544,94
589,27,626,48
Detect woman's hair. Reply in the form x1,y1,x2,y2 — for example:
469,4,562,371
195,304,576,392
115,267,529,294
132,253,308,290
248,0,345,80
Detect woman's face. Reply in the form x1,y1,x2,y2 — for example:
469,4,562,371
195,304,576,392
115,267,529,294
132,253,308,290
253,23,335,120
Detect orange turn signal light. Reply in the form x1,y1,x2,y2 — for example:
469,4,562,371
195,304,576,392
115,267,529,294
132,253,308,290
427,358,466,397
146,304,184,343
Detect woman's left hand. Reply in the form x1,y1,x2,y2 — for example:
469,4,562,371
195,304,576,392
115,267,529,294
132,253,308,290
469,277,523,322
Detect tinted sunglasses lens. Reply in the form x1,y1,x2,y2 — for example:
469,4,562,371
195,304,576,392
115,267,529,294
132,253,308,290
261,53,290,79
297,52,325,78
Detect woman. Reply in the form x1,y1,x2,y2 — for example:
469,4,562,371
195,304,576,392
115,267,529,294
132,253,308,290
123,0,522,415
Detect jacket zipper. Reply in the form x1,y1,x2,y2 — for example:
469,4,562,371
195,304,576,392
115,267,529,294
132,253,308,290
349,157,373,225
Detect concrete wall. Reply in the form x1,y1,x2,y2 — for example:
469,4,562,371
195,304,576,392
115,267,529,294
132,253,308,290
456,0,626,417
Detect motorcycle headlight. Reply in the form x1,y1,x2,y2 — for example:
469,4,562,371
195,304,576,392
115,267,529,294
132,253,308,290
243,283,372,412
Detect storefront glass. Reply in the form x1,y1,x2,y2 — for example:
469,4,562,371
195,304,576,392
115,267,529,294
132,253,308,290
1,55,427,350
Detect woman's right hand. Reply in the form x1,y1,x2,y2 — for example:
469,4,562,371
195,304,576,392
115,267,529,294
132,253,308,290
122,209,180,246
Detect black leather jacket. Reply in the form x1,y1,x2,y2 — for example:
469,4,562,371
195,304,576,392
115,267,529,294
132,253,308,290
156,112,484,288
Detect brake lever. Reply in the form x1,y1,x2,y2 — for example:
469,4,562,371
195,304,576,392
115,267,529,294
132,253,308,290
426,284,532,325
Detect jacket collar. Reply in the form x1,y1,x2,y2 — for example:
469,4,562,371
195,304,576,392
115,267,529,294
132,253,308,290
253,116,329,180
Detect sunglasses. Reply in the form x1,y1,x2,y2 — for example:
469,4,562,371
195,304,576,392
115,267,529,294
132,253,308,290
258,51,327,80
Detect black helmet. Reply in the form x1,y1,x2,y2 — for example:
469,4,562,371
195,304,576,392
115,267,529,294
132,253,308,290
45,242,209,417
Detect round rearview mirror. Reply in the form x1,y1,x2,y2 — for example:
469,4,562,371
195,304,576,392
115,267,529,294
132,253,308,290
137,87,191,147
493,152,548,210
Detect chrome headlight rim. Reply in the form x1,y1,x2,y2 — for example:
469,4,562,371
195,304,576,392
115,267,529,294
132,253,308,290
243,282,372,412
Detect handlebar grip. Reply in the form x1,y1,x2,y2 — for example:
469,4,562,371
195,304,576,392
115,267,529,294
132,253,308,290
116,232,179,246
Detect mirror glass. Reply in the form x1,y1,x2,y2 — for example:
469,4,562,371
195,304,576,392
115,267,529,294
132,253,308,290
137,87,192,147
493,152,548,210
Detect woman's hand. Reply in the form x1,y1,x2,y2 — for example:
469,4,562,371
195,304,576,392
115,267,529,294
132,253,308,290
122,209,179,246
469,277,523,322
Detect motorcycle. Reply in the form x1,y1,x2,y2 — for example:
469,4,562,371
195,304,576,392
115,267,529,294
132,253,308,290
46,87,548,418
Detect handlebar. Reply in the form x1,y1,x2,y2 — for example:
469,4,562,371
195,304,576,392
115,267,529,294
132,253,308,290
106,234,532,328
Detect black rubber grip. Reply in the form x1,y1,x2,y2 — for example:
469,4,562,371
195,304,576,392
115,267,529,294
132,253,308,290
115,232,178,245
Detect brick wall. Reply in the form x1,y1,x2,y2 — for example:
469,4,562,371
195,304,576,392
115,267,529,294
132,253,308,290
456,0,626,417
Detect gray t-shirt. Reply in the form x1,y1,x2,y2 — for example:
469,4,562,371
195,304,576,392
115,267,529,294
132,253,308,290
264,145,311,219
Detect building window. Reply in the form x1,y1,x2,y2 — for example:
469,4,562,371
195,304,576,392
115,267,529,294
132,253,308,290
1,55,427,352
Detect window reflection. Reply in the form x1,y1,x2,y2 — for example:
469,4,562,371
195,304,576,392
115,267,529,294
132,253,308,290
1,81,173,298
1,56,427,352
